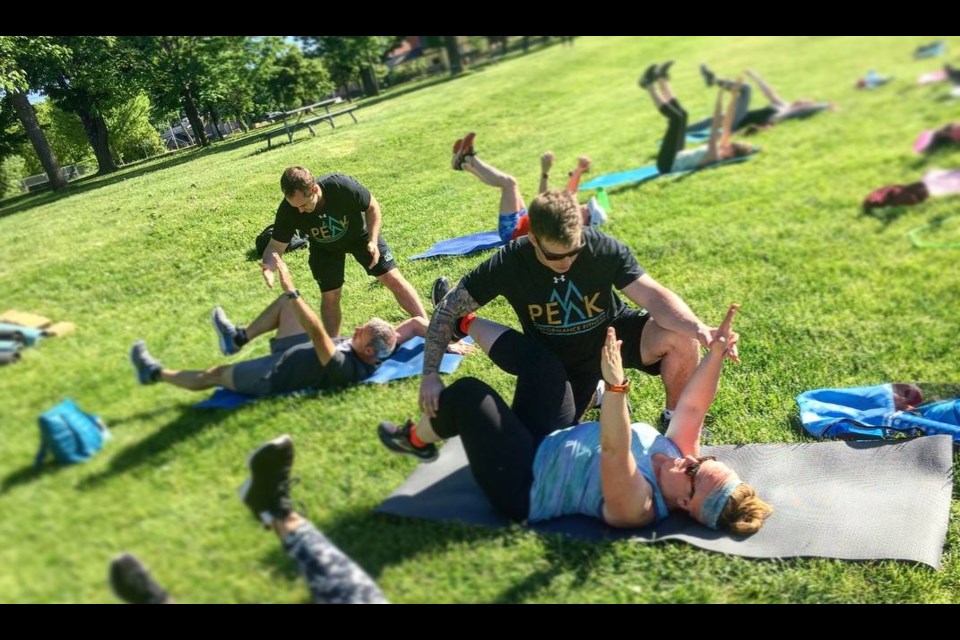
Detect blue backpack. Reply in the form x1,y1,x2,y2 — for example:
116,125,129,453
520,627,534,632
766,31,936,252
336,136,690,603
34,399,110,469
796,384,960,446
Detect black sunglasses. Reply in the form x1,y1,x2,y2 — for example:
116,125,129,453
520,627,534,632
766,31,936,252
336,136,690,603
685,456,718,497
536,241,585,261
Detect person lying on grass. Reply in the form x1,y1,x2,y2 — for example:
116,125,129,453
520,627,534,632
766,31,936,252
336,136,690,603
130,253,472,397
450,131,607,244
379,303,773,534
639,63,758,175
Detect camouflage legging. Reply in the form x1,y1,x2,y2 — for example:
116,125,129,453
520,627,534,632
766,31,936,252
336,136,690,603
283,520,388,604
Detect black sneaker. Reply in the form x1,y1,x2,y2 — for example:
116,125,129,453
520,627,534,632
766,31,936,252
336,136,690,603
700,63,716,87
211,306,240,356
378,420,438,463
239,435,295,527
638,63,658,89
130,340,161,385
656,60,674,80
109,553,170,604
431,276,450,310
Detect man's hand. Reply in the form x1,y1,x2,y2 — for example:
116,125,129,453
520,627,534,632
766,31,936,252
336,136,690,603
446,341,478,356
272,253,296,293
260,262,276,288
367,241,380,269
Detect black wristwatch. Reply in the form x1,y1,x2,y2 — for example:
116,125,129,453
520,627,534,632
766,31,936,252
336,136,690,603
285,289,300,300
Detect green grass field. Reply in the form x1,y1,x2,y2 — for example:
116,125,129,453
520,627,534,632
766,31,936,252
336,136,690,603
2,36,959,603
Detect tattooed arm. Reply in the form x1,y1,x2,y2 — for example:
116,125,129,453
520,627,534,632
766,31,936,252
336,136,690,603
419,282,481,417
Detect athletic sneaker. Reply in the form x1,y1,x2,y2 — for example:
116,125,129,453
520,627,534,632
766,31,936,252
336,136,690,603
431,276,450,309
378,420,438,463
211,306,240,356
130,340,161,385
109,553,170,604
656,60,674,80
586,196,607,226
239,435,296,527
452,131,477,171
638,64,658,89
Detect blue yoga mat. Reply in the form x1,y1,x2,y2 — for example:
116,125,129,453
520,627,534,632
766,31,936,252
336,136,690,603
410,231,504,260
195,336,472,409
579,155,753,191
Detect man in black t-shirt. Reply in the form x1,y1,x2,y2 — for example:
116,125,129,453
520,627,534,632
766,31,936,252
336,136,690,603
259,166,426,337
419,189,739,425
130,254,431,398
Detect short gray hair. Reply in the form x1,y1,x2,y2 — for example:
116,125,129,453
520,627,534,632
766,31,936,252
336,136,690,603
367,318,397,361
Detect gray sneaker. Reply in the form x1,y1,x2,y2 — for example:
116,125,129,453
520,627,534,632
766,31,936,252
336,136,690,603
430,276,450,310
587,196,607,226
109,553,170,604
211,306,240,356
238,435,296,527
378,420,438,463
130,340,161,385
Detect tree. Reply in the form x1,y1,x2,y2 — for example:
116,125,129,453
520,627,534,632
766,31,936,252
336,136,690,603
298,36,391,97
265,46,332,108
0,36,67,189
36,36,141,175
123,36,213,147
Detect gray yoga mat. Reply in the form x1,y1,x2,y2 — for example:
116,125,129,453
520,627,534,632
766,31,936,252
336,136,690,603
376,435,953,568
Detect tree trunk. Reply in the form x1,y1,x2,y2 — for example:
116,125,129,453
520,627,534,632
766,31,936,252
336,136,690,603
444,36,462,76
231,110,248,133
180,87,208,146
77,107,119,174
10,90,67,190
207,104,224,141
359,66,379,97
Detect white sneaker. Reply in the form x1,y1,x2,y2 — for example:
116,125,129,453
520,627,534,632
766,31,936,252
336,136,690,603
587,196,607,226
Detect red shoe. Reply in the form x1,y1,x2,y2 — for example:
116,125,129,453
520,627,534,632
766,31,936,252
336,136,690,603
452,132,476,171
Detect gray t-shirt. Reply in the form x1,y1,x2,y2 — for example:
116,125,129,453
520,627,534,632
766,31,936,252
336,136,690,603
269,337,375,393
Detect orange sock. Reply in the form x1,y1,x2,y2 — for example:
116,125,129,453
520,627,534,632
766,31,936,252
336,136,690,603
409,424,428,448
458,313,476,336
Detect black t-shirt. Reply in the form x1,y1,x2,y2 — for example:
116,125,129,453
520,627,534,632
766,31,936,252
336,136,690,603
269,338,376,393
272,173,372,253
461,227,645,374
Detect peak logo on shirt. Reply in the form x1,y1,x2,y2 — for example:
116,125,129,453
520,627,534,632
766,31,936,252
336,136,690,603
307,215,349,243
527,279,608,335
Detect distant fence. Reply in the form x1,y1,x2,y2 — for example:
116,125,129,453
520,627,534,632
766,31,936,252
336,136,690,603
19,164,89,192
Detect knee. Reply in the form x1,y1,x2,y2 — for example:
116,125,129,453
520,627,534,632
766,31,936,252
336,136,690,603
500,173,519,191
321,289,342,304
378,269,406,290
443,377,492,405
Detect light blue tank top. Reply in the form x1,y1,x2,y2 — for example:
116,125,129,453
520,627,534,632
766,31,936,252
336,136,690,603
671,146,708,173
528,422,680,523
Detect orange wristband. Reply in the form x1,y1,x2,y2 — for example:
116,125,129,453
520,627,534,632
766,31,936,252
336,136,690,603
604,379,631,393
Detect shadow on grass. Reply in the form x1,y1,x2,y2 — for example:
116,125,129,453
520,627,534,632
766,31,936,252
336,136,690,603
491,534,614,604
1,459,70,495
864,205,912,228
77,403,232,490
252,503,619,603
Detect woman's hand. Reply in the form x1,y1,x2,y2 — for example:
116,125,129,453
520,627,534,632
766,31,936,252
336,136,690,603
600,327,625,385
708,304,740,357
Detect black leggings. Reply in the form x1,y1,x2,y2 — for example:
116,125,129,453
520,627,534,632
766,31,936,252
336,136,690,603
429,330,576,521
656,99,689,174
687,84,757,133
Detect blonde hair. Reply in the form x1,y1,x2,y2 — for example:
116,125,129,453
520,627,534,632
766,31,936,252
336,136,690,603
718,483,773,535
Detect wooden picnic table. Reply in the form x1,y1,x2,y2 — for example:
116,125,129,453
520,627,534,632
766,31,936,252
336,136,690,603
262,98,360,149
